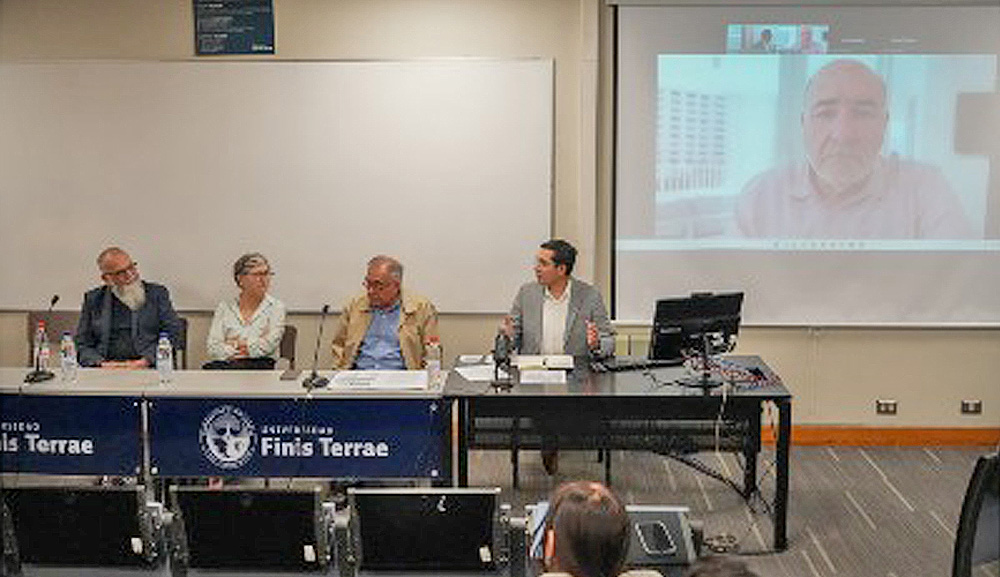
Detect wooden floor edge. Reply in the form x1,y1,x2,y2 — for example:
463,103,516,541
761,426,1000,446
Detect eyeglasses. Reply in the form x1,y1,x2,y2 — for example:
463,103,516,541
363,279,396,291
103,262,137,280
243,271,274,278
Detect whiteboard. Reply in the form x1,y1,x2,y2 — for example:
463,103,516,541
0,60,552,312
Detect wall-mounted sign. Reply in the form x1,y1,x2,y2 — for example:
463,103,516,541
194,0,274,55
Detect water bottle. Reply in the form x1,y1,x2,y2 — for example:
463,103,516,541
156,333,174,384
33,320,51,371
59,332,78,383
424,337,442,385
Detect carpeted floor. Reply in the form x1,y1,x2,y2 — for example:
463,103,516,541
466,445,998,577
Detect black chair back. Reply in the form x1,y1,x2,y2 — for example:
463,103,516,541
280,324,297,369
175,317,188,370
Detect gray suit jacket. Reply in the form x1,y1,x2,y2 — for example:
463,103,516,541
509,278,615,358
75,281,182,367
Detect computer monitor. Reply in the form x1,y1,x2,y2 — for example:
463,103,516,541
649,292,744,361
953,453,999,577
1,485,158,568
348,487,501,571
170,486,329,571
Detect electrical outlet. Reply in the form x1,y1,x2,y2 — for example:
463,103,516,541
875,399,897,415
961,400,982,415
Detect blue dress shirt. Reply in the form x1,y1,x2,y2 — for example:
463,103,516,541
354,302,406,370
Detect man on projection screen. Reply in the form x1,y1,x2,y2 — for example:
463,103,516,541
735,59,974,239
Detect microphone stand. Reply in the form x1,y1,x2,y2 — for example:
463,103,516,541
25,295,59,383
302,304,330,390
676,322,724,392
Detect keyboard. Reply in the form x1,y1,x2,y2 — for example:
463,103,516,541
593,356,684,373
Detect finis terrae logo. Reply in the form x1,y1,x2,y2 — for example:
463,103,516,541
199,405,255,469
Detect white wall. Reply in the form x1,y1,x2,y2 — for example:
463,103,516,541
1,0,997,430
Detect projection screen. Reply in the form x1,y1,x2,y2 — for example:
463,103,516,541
615,4,1000,325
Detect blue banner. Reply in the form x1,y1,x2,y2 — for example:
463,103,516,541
148,397,449,480
0,394,141,475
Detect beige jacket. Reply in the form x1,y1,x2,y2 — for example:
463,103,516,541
330,291,438,370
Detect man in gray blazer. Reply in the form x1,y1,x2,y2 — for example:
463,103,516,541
502,239,615,473
505,239,615,358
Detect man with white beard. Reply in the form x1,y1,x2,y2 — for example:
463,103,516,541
76,247,182,368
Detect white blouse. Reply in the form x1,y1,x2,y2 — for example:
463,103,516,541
206,293,286,361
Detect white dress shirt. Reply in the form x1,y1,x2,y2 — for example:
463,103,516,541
206,293,286,361
540,282,571,355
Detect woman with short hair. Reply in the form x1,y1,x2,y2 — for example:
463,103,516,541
204,253,285,370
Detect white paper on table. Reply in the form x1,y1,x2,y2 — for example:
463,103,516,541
455,364,510,382
458,354,494,364
514,354,574,370
518,370,567,384
329,370,428,390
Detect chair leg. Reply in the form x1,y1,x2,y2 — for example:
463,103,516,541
511,417,520,490
511,449,519,490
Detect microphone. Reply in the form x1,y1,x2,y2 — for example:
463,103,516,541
493,331,513,383
302,304,331,390
25,295,59,383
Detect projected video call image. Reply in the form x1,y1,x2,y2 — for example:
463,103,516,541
615,6,999,325
726,24,829,55
652,54,996,242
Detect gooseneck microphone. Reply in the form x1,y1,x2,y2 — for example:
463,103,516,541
25,295,59,383
302,304,331,390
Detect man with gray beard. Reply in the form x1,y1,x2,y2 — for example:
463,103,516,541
76,247,182,368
